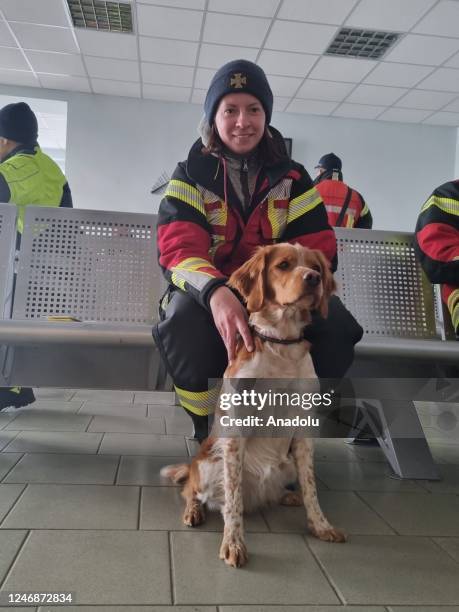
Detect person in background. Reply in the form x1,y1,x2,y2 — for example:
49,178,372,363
0,102,73,412
154,60,363,442
313,153,372,229
415,180,458,338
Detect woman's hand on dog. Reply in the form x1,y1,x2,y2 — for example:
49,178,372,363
210,286,253,364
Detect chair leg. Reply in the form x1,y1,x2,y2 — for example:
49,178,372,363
349,398,440,480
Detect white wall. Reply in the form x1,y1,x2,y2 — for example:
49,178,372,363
0,83,457,231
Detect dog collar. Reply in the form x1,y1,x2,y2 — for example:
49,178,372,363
249,325,305,345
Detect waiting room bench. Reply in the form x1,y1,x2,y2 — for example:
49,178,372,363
335,227,458,480
0,205,457,479
0,204,165,391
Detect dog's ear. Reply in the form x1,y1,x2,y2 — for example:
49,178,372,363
228,247,268,312
313,250,336,319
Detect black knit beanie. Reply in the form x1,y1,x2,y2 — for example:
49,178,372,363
204,59,273,125
0,102,38,145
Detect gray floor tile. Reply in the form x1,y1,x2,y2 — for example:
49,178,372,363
4,411,91,432
3,453,119,484
171,531,340,605
99,433,187,456
2,484,139,530
360,491,459,536
117,455,188,486
316,460,427,492
72,389,135,404
220,607,386,612
0,453,23,481
34,388,75,401
350,444,389,463
0,484,26,522
39,607,216,612
262,491,395,535
429,442,459,465
186,437,201,457
135,391,176,405
0,412,19,430
418,464,459,493
148,404,186,418
3,431,102,454
313,439,361,462
79,402,147,417
0,530,27,583
0,431,18,451
72,390,135,403
20,400,83,413
165,414,193,436
88,415,165,434
1,530,171,605
141,487,268,532
389,607,459,612
434,537,459,561
308,534,459,605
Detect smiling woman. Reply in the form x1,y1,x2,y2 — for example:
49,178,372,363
153,59,363,441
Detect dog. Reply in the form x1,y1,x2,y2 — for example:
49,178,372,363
161,243,346,567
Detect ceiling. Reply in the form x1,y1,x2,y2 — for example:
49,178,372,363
1,0,459,126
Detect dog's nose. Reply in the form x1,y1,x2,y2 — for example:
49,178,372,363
304,271,321,287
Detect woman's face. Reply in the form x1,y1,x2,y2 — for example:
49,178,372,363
214,92,266,156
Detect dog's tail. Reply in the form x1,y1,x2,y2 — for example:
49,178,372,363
160,463,190,484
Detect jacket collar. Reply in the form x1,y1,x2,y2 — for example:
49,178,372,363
2,143,38,163
313,168,343,185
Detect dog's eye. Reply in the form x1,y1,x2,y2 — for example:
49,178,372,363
277,261,290,270
312,264,321,272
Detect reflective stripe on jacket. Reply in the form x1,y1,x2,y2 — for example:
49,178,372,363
315,178,372,228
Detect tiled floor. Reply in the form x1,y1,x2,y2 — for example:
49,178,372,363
0,389,458,611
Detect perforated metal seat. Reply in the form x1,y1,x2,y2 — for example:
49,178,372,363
0,206,164,390
13,207,162,323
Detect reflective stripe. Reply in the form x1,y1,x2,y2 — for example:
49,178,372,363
447,288,459,312
452,302,459,331
171,257,217,291
421,195,459,216
361,203,369,216
267,199,288,239
287,187,322,224
175,385,219,416
165,179,205,217
345,213,354,228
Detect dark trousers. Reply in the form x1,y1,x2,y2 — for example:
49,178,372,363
153,288,363,438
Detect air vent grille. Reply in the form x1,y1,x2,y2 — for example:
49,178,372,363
67,0,133,33
326,28,401,59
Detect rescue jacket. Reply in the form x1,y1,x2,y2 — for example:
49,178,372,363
157,136,337,310
0,144,72,234
314,170,372,229
414,180,459,334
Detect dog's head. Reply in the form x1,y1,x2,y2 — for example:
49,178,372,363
228,243,335,319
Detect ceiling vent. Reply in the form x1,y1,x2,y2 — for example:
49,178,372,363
326,27,401,60
67,0,133,33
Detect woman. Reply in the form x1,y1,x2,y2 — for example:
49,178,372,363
153,60,362,441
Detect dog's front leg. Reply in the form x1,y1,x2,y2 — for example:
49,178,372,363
292,438,346,543
219,437,248,567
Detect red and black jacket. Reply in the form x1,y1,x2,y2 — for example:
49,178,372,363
414,180,459,334
314,171,372,229
157,136,337,310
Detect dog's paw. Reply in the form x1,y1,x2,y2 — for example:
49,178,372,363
219,537,248,568
183,504,205,527
280,490,303,506
309,521,347,543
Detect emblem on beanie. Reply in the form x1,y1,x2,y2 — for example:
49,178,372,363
230,73,247,88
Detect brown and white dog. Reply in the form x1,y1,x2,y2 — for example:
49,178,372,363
161,243,346,567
